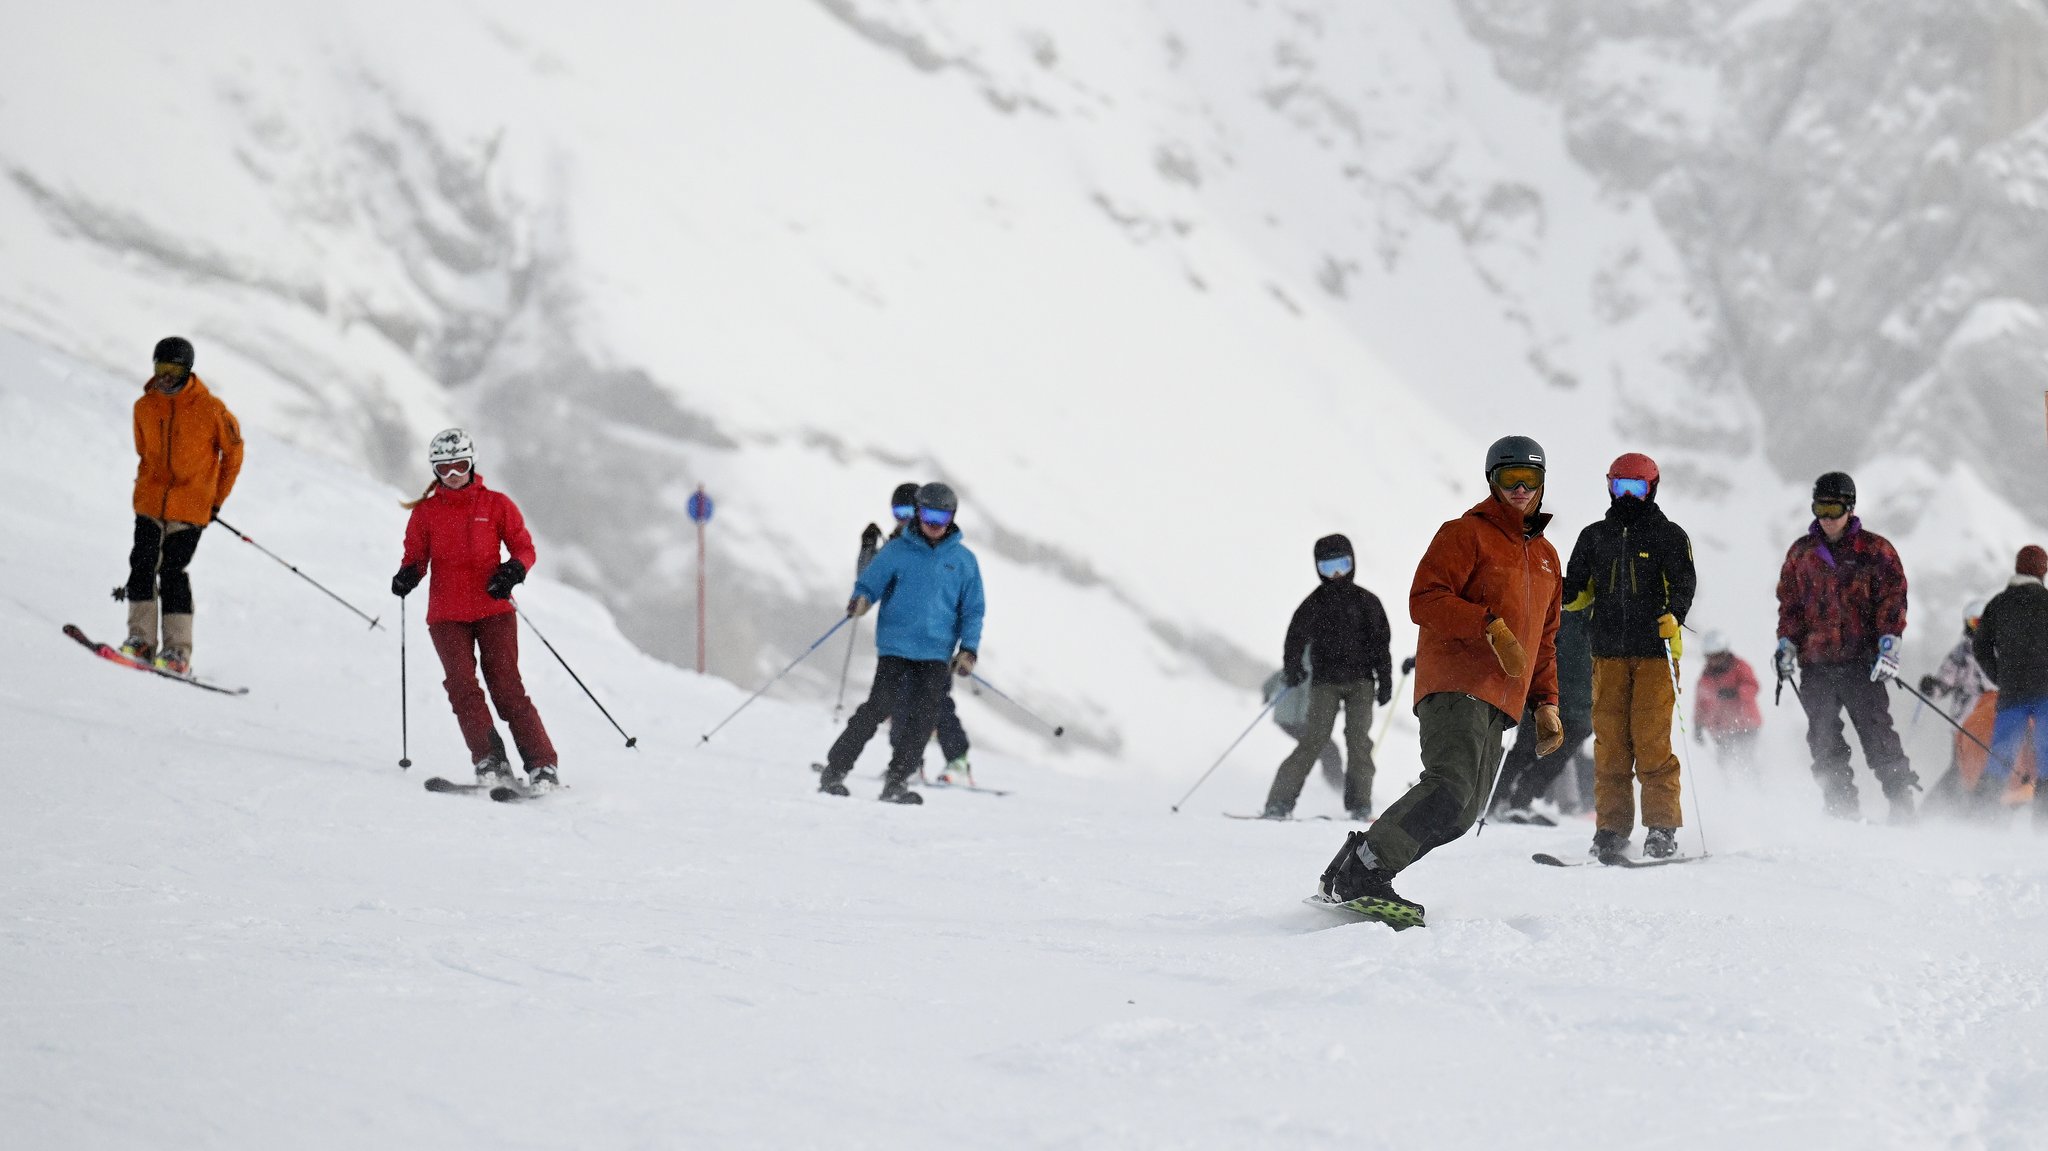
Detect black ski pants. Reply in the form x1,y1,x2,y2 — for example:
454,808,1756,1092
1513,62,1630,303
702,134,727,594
1497,701,1591,811
1363,692,1507,873
1798,662,1917,813
824,655,969,776
126,515,205,613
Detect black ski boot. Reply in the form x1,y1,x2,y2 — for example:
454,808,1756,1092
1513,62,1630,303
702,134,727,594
1643,826,1677,859
526,764,560,794
879,769,924,805
1317,830,1424,929
1590,829,1629,861
1262,801,1292,820
474,751,514,788
1884,777,1920,825
817,764,852,797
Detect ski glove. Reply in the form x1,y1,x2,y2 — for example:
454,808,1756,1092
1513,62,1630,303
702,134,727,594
391,565,424,598
1917,674,1939,696
861,522,883,549
1376,675,1392,706
1774,637,1798,681
1534,703,1564,756
1401,655,1416,676
1659,614,1683,659
1485,616,1527,679
1284,667,1307,689
952,649,977,677
1871,635,1901,683
847,595,873,618
486,558,526,601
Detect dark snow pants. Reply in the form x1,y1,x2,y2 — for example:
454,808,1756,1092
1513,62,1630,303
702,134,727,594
1275,718,1345,789
1798,662,1916,814
1363,692,1506,874
885,658,958,781
1265,680,1376,814
125,515,204,613
823,655,969,775
430,613,558,770
1497,701,1591,811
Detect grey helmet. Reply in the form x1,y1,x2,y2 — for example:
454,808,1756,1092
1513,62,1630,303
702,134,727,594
1813,471,1856,506
428,427,475,467
915,481,959,514
1484,435,1546,480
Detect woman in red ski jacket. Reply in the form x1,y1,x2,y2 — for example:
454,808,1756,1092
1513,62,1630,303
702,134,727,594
390,428,559,791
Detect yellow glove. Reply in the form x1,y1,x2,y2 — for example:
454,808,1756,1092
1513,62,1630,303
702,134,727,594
1564,586,1595,613
1535,704,1564,756
1659,613,1683,659
1485,617,1527,679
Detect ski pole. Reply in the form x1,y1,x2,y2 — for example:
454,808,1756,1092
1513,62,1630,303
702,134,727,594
831,618,859,724
212,516,382,631
968,672,1065,737
1890,676,2018,777
398,598,411,769
1668,642,1708,857
699,615,851,745
1473,743,1513,837
1373,659,1413,745
514,603,638,748
1171,687,1291,812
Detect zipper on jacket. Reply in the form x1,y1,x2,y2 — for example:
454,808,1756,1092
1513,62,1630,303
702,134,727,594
159,400,177,523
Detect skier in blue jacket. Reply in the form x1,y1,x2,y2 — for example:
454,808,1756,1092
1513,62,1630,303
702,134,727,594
817,481,986,805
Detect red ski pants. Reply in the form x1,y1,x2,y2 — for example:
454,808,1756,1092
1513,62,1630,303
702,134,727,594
429,613,557,769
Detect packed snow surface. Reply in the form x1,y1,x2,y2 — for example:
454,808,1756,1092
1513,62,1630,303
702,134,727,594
6,335,2046,1149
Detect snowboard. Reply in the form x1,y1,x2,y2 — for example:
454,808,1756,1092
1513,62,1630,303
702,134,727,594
1532,851,1708,869
1303,892,1425,931
63,624,248,696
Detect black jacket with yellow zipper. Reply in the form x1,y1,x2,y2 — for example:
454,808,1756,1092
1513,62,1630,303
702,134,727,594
1561,498,1697,660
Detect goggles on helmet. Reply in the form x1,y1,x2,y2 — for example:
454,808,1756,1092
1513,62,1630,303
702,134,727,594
433,458,474,479
918,506,955,527
1316,555,1354,579
892,504,915,522
1812,500,1851,520
1491,465,1544,492
1609,477,1650,501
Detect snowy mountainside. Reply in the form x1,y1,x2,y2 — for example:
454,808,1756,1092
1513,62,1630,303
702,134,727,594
2,1,2042,769
4,332,2046,1148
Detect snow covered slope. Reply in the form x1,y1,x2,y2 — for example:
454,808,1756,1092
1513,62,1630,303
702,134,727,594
5,333,2046,1149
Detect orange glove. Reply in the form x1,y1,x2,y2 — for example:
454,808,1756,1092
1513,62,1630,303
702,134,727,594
1535,704,1564,756
1486,617,1527,679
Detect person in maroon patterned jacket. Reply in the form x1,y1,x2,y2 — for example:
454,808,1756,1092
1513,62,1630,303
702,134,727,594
1774,471,1918,821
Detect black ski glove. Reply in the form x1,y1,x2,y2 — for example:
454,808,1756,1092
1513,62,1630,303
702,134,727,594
391,565,424,598
1917,674,1938,696
486,558,526,600
861,522,883,549
1376,676,1392,706
1283,667,1306,689
1401,655,1417,675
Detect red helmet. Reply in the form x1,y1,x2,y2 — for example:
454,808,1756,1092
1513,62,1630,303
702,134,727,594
1607,452,1659,484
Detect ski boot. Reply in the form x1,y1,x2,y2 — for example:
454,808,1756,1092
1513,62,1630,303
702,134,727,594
525,764,560,794
1590,829,1629,861
1261,801,1293,820
1643,827,1678,859
1317,830,1423,929
119,634,154,663
1885,782,1919,826
816,764,852,797
878,769,924,805
937,756,974,786
1347,806,1373,823
154,647,191,677
474,751,515,788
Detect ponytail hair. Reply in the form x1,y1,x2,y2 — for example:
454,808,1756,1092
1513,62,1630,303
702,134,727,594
400,479,438,510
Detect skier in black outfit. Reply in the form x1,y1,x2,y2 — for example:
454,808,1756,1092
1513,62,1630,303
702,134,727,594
824,482,975,786
1972,544,2048,823
1262,534,1392,819
1491,608,1594,822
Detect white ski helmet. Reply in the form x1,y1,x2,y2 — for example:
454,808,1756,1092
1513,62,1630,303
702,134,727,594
1700,629,1730,655
427,427,475,468
1965,599,1988,630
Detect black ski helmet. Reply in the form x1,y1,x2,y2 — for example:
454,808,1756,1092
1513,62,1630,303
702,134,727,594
1314,534,1353,562
915,481,959,514
891,482,920,508
1813,472,1856,506
1484,435,1546,480
153,336,195,369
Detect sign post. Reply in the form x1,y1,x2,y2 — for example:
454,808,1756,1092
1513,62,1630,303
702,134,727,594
687,486,715,674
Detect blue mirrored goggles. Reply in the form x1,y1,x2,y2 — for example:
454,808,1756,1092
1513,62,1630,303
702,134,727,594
1316,555,1354,578
918,506,955,527
1609,477,1650,500
891,504,915,522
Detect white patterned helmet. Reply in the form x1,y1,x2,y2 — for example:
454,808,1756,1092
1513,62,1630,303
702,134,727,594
428,427,475,467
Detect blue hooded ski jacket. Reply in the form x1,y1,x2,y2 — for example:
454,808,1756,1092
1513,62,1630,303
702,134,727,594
853,527,986,662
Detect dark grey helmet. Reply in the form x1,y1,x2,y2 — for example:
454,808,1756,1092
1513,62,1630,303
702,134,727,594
1813,471,1856,505
1484,435,1546,478
153,335,195,369
915,481,959,514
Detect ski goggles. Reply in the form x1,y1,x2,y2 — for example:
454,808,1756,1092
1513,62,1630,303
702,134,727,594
1491,465,1544,492
918,506,955,527
892,504,915,522
433,458,473,479
1316,555,1354,579
1609,477,1651,500
1811,500,1851,520
153,360,190,380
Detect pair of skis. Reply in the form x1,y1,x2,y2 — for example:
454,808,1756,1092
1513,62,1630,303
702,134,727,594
63,624,248,695
423,776,552,804
1531,851,1707,869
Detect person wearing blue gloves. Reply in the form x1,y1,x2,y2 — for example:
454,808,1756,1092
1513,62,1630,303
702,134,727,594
817,482,986,805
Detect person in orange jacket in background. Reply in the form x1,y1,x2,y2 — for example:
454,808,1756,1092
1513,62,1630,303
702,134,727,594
122,336,244,676
1316,435,1564,929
